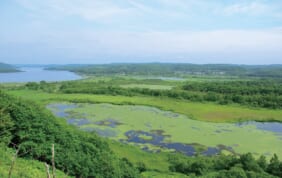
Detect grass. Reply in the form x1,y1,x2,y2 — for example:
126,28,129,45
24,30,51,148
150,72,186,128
0,145,70,178
7,89,282,123
120,84,173,90
141,171,189,178
107,139,188,177
107,139,170,172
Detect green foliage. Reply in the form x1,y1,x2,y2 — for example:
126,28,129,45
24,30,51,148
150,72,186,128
0,90,140,177
46,63,282,78
267,154,282,177
182,80,282,109
216,167,247,178
168,153,281,177
0,108,14,145
0,145,70,178
17,72,282,109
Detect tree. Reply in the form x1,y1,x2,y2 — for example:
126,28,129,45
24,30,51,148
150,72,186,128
267,154,282,177
0,109,14,145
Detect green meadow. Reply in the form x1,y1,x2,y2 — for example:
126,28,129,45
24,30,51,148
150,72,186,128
120,84,173,90
7,90,282,123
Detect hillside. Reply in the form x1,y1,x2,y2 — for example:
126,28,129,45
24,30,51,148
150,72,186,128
46,63,282,78
0,90,140,178
0,145,70,178
0,63,20,73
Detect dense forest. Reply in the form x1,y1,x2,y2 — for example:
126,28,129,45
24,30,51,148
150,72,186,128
46,63,282,78
0,62,20,73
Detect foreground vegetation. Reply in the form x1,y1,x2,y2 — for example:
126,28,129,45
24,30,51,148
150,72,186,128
0,145,69,178
0,90,140,177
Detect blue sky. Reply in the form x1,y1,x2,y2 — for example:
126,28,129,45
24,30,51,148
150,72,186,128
0,0,282,64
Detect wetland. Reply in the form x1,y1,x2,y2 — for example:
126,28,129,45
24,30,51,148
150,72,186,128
47,102,282,158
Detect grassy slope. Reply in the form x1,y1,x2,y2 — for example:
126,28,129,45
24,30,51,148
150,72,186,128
7,90,282,123
0,146,70,178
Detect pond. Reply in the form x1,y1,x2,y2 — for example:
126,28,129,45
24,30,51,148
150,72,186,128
47,103,282,157
0,67,81,83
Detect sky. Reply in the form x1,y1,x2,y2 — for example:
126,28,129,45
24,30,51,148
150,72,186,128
0,0,282,64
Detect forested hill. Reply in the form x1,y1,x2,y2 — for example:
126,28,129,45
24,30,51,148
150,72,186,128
0,62,20,73
46,63,282,78
0,90,140,178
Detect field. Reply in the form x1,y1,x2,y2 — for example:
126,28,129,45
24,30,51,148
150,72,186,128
120,84,173,90
7,90,282,123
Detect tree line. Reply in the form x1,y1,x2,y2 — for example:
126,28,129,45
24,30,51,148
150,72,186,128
168,153,282,177
46,63,282,78
28,79,282,109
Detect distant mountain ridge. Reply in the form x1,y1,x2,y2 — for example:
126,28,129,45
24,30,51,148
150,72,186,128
0,62,20,73
46,63,282,78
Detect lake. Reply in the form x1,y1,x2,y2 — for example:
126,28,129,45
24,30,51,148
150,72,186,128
0,67,81,83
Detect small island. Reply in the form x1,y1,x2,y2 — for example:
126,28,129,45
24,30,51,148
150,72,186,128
0,62,20,73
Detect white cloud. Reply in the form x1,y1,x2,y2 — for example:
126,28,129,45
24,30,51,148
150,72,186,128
16,0,132,21
222,2,270,16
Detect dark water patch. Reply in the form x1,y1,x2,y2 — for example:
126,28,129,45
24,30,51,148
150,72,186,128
164,143,195,156
67,118,91,126
77,119,91,126
236,121,282,134
67,118,76,124
124,130,228,156
95,119,122,128
47,103,78,118
125,130,196,155
126,130,164,144
202,147,220,156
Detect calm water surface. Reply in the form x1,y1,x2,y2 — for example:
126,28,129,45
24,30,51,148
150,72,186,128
0,67,81,83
